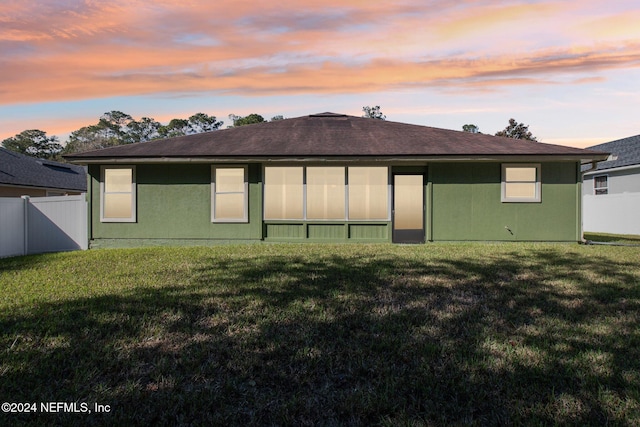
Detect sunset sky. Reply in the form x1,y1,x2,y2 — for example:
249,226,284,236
1,0,639,148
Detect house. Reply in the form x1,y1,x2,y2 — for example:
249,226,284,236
582,134,640,236
65,113,608,247
0,148,87,197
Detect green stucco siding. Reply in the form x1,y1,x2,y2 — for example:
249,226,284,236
89,164,263,241
88,161,581,246
430,162,579,241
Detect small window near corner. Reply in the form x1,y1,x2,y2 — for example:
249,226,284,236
101,166,136,222
212,166,248,222
501,164,541,203
594,175,608,195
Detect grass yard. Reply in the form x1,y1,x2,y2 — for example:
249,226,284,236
1,243,639,426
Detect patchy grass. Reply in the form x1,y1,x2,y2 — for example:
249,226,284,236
1,243,639,426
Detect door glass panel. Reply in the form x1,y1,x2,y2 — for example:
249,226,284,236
394,175,423,230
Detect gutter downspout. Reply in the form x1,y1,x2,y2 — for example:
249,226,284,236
578,160,598,243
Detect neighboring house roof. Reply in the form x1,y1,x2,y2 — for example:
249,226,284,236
583,134,640,172
0,148,87,192
66,113,608,163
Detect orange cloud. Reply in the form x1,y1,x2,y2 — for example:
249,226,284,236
2,0,640,106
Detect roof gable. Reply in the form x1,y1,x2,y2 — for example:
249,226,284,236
65,113,608,162
0,148,87,191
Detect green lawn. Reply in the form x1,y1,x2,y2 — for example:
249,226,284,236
1,243,639,426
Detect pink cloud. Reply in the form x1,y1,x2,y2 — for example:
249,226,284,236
2,0,640,105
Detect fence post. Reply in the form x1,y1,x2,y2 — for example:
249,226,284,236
21,196,30,255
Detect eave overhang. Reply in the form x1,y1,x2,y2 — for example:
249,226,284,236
68,153,610,165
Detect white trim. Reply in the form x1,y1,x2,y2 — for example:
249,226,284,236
501,163,541,203
211,165,249,223
100,165,136,222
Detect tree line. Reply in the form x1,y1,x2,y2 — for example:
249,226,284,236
462,119,537,141
2,105,538,162
1,111,280,161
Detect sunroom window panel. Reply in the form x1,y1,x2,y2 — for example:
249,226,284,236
306,167,345,220
348,167,388,220
264,167,304,220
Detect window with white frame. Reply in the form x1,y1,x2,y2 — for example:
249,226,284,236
101,166,136,222
211,166,248,222
594,175,608,195
263,166,390,220
501,164,541,203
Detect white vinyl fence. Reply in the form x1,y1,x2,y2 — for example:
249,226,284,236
0,195,87,258
583,193,640,236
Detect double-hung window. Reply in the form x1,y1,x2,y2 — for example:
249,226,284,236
211,166,248,222
594,175,608,195
501,164,541,203
101,166,136,222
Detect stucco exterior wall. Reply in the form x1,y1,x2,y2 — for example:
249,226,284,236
430,162,580,241
88,161,582,245
89,163,263,241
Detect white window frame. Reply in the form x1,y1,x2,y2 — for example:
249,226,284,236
100,165,136,223
211,165,249,223
501,163,541,203
593,174,609,195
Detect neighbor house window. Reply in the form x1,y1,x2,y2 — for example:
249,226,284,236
348,167,389,220
501,164,541,203
212,166,248,222
264,167,304,220
594,175,608,195
101,166,136,222
306,167,345,220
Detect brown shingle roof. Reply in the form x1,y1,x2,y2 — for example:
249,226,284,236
65,113,608,162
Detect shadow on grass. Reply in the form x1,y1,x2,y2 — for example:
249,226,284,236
1,246,639,425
